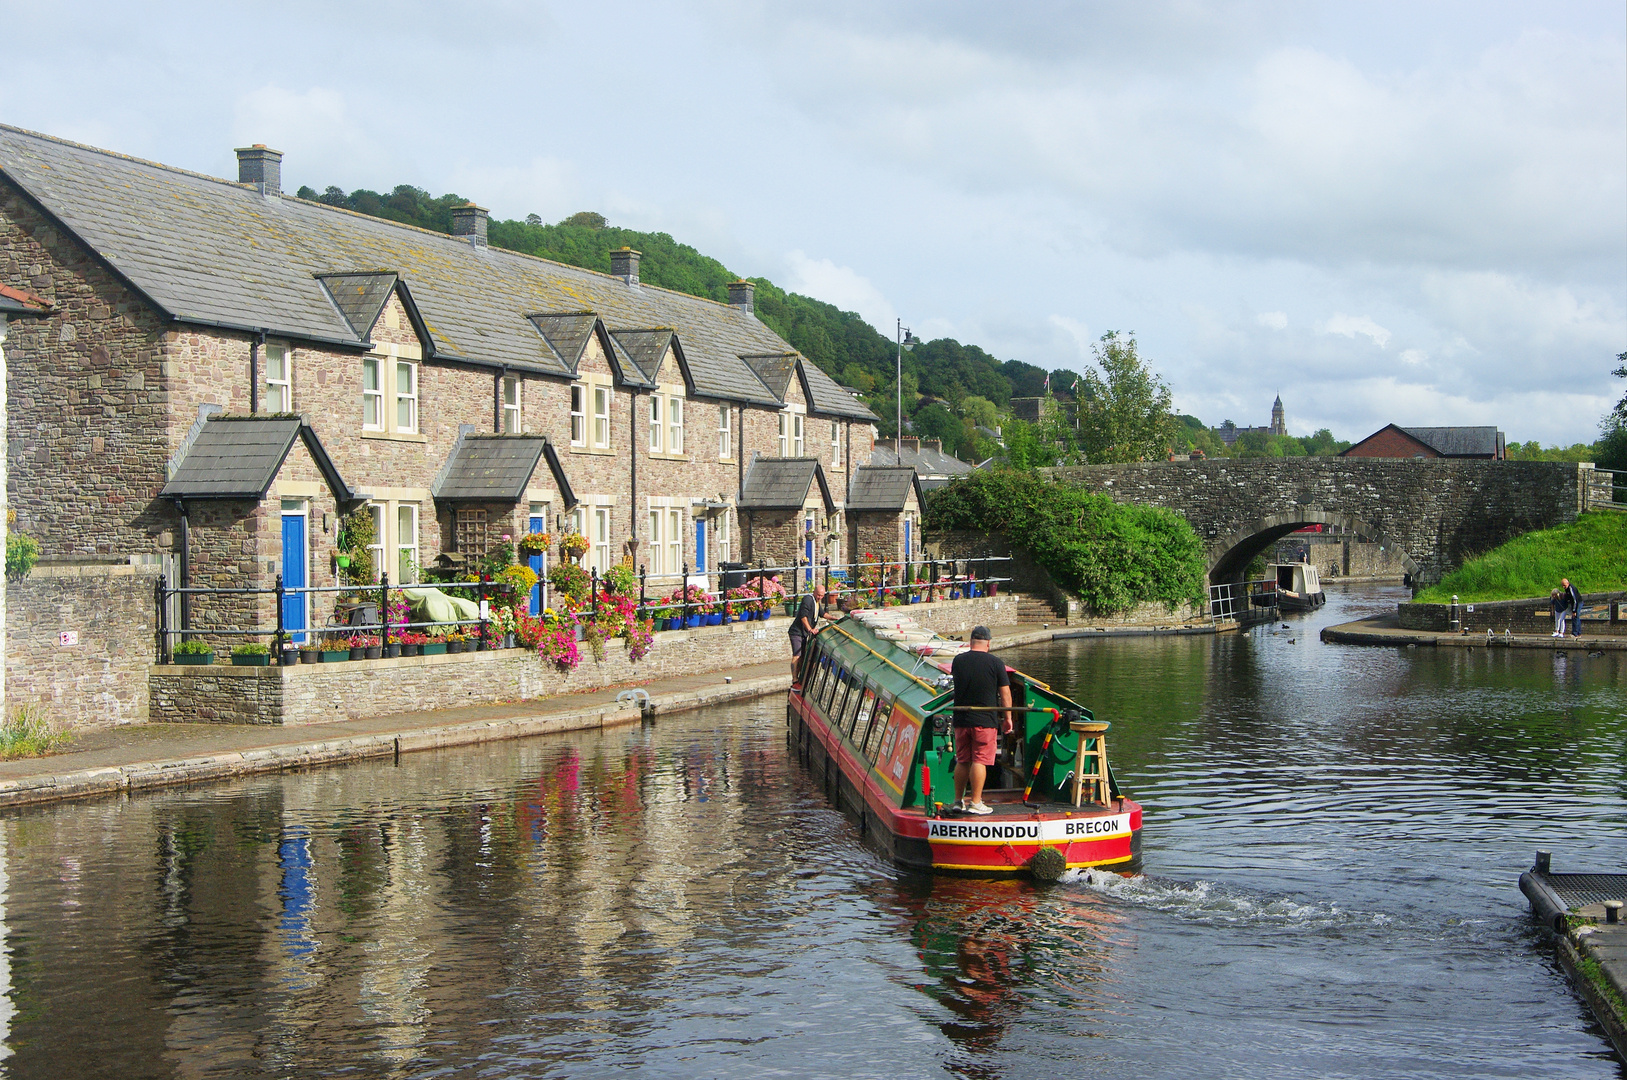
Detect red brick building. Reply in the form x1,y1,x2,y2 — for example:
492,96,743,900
1341,425,1506,460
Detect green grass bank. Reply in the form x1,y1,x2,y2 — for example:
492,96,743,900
1416,512,1627,603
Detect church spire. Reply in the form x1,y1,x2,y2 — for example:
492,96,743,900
1270,394,1286,436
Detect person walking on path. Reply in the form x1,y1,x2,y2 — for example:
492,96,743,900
1551,589,1568,637
789,583,826,681
1562,578,1584,638
950,626,1012,816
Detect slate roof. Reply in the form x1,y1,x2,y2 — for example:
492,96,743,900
433,434,559,503
611,329,677,385
528,312,600,376
0,282,51,317
159,417,352,501
798,359,876,420
738,457,833,512
0,124,875,418
1401,426,1503,457
846,466,923,512
316,272,397,340
869,440,975,478
742,354,797,400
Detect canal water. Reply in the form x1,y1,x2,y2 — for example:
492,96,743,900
0,583,1622,1079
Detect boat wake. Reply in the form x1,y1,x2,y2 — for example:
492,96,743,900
1061,867,1392,932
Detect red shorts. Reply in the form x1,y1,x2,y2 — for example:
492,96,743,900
953,725,999,767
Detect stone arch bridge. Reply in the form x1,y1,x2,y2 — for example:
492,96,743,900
1041,458,1595,589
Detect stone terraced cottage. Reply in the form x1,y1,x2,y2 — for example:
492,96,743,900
0,125,930,723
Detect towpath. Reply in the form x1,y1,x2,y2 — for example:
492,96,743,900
0,623,1064,811
1322,614,1627,650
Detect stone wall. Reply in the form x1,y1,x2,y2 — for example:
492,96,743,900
1042,458,1589,587
147,595,1009,725
1270,538,1407,582
6,561,159,727
1396,591,1626,634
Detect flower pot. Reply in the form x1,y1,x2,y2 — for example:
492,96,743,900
573,623,585,641
279,647,299,665
300,648,321,664
231,653,270,666
173,651,214,665
362,645,381,660
401,643,420,657
446,641,464,654
685,616,702,629
423,642,447,656
349,647,365,660
503,633,517,649
383,644,401,658
475,640,488,651
321,650,350,663
721,612,732,624
706,613,722,626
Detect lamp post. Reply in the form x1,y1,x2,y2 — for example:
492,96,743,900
895,318,919,443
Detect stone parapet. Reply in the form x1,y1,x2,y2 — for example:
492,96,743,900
147,596,1012,725
1396,592,1626,634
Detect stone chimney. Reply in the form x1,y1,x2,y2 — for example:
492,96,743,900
903,436,921,454
235,145,282,195
728,279,755,314
922,438,941,454
451,204,489,247
610,247,641,286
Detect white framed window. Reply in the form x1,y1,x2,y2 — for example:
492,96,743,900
503,376,521,433
367,502,387,583
397,504,419,583
265,345,290,413
667,508,681,575
668,396,683,454
648,510,664,575
362,358,383,430
718,510,731,564
570,384,586,446
649,395,663,452
793,413,805,456
395,361,418,433
566,507,585,540
778,413,789,456
593,507,612,573
593,385,610,448
718,405,731,459
831,421,841,468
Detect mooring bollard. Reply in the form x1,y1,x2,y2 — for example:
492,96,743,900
1535,850,1552,874
1606,900,1622,925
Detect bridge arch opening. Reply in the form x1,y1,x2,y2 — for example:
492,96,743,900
1207,508,1420,588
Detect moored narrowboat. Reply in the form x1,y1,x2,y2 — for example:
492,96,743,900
1270,562,1325,611
787,612,1142,878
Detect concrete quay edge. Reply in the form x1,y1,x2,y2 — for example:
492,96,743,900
1559,923,1627,1063
1321,616,1627,651
0,621,1197,812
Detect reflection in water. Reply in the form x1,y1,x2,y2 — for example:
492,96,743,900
0,583,1620,1078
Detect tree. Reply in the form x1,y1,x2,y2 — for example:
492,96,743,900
959,395,998,429
912,403,963,455
1075,332,1179,463
1610,351,1627,432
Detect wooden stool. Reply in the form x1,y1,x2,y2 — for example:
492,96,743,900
1070,721,1110,807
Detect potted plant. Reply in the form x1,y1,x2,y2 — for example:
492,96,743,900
230,642,271,667
444,630,467,654
320,637,350,662
299,642,321,663
279,642,299,665
422,632,448,656
558,532,589,564
383,639,401,659
517,531,552,557
172,639,214,665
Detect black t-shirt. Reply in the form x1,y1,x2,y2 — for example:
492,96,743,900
950,649,1010,728
790,594,818,640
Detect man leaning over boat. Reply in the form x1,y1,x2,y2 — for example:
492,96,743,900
950,626,1012,816
789,584,827,682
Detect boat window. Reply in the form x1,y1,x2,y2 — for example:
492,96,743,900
841,675,866,735
862,692,893,761
810,653,831,703
850,687,877,743
827,667,850,718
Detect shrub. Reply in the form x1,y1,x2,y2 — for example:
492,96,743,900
173,639,213,655
0,705,72,760
548,562,591,601
925,469,1207,614
231,642,270,656
6,530,39,581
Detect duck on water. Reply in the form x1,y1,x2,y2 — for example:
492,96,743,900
786,611,1143,880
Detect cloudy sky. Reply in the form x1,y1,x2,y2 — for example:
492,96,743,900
3,1,1622,444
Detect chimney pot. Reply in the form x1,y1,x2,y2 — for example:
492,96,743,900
450,203,489,247
610,247,641,286
728,279,755,315
235,145,283,196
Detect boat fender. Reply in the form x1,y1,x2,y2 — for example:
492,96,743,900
1518,870,1569,933
1028,847,1067,882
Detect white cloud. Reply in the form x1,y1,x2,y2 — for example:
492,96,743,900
782,251,897,336
1048,314,1093,359
1319,313,1392,349
1256,311,1288,330
1399,349,1428,366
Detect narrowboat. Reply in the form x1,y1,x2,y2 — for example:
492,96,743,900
1270,562,1325,611
787,612,1142,879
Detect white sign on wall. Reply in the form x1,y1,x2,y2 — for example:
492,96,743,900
59,631,79,647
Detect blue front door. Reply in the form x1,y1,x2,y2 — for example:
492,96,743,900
528,515,546,614
281,511,307,643
804,515,815,581
695,519,706,573
904,518,912,563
